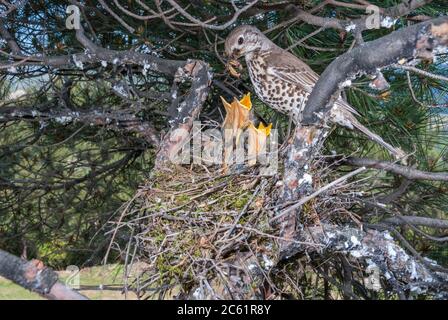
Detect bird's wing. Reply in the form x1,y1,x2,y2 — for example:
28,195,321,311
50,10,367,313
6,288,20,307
265,50,361,116
262,50,404,158
264,50,319,92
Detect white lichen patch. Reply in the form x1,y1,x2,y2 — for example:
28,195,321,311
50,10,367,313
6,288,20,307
248,263,257,271
340,79,352,88
350,250,362,258
331,109,354,129
54,116,73,124
275,180,283,187
433,45,448,63
142,61,153,76
101,60,107,67
380,16,398,28
290,148,308,161
112,84,128,97
192,287,204,299
409,260,418,280
423,257,438,266
410,285,423,294
345,23,356,32
72,55,84,69
7,89,26,101
350,235,361,247
366,258,378,270
386,244,397,259
383,231,394,240
298,173,313,186
262,254,274,270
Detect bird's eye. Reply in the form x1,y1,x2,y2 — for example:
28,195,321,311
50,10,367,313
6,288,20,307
238,37,244,45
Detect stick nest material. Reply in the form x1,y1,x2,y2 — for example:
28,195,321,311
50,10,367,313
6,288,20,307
107,157,365,299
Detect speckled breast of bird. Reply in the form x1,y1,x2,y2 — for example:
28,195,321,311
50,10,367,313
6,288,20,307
246,52,308,122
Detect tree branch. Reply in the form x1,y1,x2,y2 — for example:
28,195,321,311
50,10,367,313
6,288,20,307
0,105,161,146
0,18,21,54
282,223,448,297
164,0,258,30
0,249,88,300
382,216,448,229
302,17,448,124
340,157,448,181
287,0,433,33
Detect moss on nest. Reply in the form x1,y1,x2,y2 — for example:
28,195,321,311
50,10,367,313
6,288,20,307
109,160,366,299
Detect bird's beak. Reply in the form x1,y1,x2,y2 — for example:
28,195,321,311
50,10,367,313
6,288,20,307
226,48,241,60
246,122,273,166
221,93,251,147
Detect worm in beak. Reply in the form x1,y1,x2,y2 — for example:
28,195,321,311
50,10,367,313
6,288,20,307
226,59,242,78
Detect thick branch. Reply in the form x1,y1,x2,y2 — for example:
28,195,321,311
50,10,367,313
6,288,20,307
288,0,433,33
0,106,160,146
382,216,448,229
302,17,448,124
154,59,212,167
341,157,448,181
0,25,185,76
0,249,88,300
281,224,448,297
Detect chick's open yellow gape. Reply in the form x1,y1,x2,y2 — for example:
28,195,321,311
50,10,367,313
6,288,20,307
220,93,252,146
221,93,272,169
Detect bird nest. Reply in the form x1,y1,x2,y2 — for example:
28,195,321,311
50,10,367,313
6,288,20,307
105,92,366,299
108,155,364,299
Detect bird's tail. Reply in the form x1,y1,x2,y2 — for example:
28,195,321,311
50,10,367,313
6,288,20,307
351,117,406,159
333,100,406,160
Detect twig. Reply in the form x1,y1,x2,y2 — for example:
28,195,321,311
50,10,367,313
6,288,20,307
272,167,366,222
164,0,258,30
392,64,448,82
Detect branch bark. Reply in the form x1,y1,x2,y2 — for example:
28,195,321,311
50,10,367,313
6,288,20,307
339,157,448,181
302,17,448,124
0,106,161,146
154,59,212,167
0,249,88,300
271,16,448,298
294,224,448,297
382,216,448,229
287,0,433,34
1,25,212,150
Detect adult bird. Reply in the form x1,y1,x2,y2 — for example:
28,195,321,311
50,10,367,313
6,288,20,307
224,25,405,159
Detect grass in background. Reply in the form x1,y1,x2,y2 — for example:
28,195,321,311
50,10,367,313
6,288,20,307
0,264,139,300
